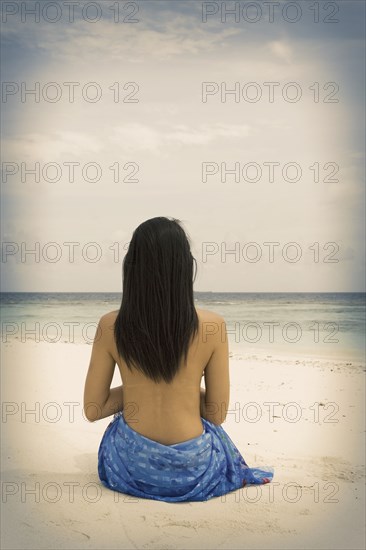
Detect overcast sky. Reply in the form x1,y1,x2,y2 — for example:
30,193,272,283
1,0,365,292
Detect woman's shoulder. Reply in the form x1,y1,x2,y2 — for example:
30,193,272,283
100,310,119,322
98,310,119,335
195,307,225,323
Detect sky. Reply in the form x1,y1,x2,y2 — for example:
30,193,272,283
1,0,365,292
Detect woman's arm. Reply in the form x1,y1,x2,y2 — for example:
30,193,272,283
200,315,229,425
83,313,124,422
97,384,124,421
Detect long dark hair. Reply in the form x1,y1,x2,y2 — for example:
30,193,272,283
114,217,199,384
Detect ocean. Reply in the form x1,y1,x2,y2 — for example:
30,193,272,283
1,292,365,364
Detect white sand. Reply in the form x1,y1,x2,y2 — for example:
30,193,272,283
1,341,365,550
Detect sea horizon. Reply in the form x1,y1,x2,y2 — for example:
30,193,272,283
1,291,365,294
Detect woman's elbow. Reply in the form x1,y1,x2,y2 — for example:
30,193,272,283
205,403,228,426
209,413,227,426
84,409,96,422
83,403,101,422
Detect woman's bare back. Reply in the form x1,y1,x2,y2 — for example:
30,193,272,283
104,307,221,445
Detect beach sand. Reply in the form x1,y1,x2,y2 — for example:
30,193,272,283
1,341,365,549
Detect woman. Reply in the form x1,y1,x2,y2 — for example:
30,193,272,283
84,216,273,502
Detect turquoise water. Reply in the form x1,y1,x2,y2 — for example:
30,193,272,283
1,292,365,363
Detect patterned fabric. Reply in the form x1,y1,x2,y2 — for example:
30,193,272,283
98,411,274,502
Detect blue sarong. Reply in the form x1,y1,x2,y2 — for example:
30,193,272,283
98,411,274,502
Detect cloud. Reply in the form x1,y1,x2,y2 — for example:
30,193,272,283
2,131,103,162
1,10,241,64
167,123,251,144
268,40,293,64
109,123,162,153
109,122,251,153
